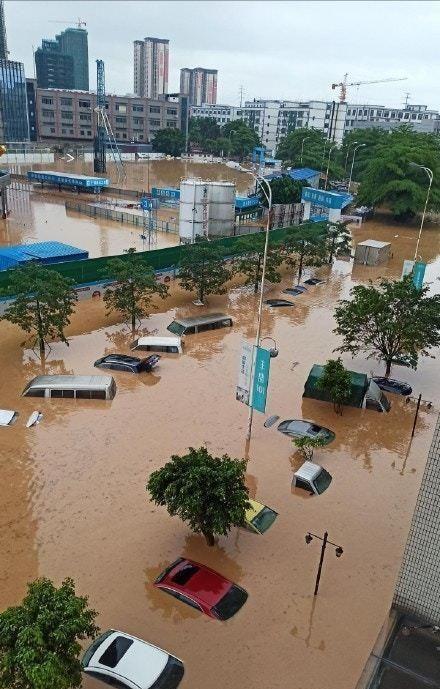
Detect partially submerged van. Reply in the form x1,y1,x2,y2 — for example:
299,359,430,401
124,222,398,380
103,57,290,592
292,462,332,495
167,313,233,336
22,375,116,400
131,336,183,354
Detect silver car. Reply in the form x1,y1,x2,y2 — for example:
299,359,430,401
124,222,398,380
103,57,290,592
277,419,335,444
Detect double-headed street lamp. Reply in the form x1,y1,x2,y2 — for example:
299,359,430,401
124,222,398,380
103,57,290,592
324,144,337,190
409,162,433,261
344,140,358,173
238,166,272,442
300,136,310,165
305,530,344,596
348,143,366,193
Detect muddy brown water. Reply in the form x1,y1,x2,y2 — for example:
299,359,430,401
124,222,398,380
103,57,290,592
0,207,439,689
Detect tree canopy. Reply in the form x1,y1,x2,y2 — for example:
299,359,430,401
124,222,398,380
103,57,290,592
0,262,77,357
356,125,440,219
177,240,231,303
316,357,352,414
282,224,328,283
334,276,440,376
188,117,260,159
147,446,250,546
234,233,283,292
0,577,99,689
276,127,328,169
101,248,168,331
324,221,351,263
260,176,306,206
340,127,388,180
152,128,186,156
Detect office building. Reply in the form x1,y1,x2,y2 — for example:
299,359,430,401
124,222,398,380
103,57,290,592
26,78,37,141
34,88,180,144
35,28,89,91
0,60,29,141
0,0,8,60
190,104,243,125
345,102,440,133
180,67,218,106
133,37,169,99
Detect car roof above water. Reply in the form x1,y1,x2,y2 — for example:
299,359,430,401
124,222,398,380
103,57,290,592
171,313,230,327
294,461,322,481
23,375,114,390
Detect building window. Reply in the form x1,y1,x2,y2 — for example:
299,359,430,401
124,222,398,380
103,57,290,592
41,97,53,105
87,130,92,135
149,106,161,113
79,100,91,108
149,118,161,126
79,113,91,121
133,117,144,125
61,111,73,120
42,109,54,118
50,128,55,133
132,105,143,112
61,128,67,134
166,121,176,128
166,108,177,115
115,116,127,124
116,103,127,112
70,129,74,134
60,98,72,106
80,130,85,135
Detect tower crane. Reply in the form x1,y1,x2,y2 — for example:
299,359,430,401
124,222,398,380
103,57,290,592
331,74,408,103
49,19,87,29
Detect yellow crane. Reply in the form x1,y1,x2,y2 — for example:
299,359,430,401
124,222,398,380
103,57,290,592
331,74,407,103
49,18,87,29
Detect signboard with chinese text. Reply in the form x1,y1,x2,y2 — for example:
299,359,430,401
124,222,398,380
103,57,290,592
236,342,253,405
251,346,271,413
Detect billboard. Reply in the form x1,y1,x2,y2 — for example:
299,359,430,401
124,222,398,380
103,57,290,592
236,342,253,405
251,346,271,413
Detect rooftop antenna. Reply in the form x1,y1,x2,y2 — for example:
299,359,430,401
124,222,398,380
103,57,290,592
239,85,245,108
404,92,411,108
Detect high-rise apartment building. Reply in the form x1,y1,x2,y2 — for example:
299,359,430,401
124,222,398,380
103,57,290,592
133,37,169,99
35,28,89,91
0,0,8,60
180,67,217,106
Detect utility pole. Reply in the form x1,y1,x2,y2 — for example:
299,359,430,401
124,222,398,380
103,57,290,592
239,85,245,108
305,531,344,596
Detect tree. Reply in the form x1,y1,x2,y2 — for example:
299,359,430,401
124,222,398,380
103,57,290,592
356,125,440,220
0,577,99,689
0,262,77,358
177,240,231,303
276,127,327,169
340,127,388,180
292,435,327,460
334,276,440,376
324,221,351,263
259,176,306,206
188,117,221,151
234,233,283,293
316,357,352,414
222,121,260,160
152,128,185,156
282,224,328,284
101,248,168,331
147,446,250,546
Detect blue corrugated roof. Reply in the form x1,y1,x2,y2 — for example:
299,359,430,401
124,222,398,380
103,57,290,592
288,168,320,181
23,241,87,259
0,241,88,270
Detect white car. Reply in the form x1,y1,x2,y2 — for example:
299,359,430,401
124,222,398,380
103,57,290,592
292,461,333,495
0,409,18,426
82,630,184,689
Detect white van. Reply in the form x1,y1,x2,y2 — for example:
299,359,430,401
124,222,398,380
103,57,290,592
22,375,116,400
292,462,332,495
130,336,183,354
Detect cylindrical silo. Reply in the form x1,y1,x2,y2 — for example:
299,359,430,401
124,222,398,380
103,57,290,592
179,179,210,242
207,181,236,237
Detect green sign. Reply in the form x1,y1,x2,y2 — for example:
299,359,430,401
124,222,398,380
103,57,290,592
251,346,271,413
412,261,426,290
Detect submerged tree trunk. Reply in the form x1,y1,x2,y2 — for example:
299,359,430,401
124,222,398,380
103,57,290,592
254,255,262,293
35,299,45,358
202,530,215,547
297,247,304,285
385,359,392,377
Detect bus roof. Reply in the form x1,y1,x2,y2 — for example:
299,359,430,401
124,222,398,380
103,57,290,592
133,336,182,347
23,375,114,392
171,313,231,327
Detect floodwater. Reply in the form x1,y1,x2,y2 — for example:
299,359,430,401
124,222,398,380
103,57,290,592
0,211,439,689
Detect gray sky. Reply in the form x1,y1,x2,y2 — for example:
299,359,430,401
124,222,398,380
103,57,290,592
6,1,440,109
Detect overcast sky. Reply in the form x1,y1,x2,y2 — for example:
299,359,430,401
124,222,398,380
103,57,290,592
6,1,440,109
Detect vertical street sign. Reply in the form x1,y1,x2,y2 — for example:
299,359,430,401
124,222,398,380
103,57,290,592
401,259,414,279
236,341,253,405
251,346,271,413
412,261,426,290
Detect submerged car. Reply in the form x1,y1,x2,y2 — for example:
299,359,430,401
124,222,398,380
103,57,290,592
265,298,295,307
0,409,18,426
82,629,184,689
373,377,412,396
283,288,304,296
244,499,278,534
303,278,324,286
154,558,248,620
277,419,335,444
292,461,332,495
94,354,160,373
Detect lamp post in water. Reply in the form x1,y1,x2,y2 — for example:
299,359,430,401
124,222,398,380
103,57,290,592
409,162,433,261
348,143,366,193
238,166,272,443
344,140,358,173
305,531,344,596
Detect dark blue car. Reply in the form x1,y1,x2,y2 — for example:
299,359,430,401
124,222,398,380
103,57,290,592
373,377,412,396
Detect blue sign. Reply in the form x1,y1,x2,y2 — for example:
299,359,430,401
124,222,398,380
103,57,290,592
251,346,271,413
140,197,153,211
412,261,426,290
301,187,350,210
235,196,260,210
151,187,180,200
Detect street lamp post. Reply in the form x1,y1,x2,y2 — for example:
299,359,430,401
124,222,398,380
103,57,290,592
324,145,337,191
409,162,433,261
348,143,366,193
300,136,310,165
305,531,344,596
344,140,358,173
238,166,272,443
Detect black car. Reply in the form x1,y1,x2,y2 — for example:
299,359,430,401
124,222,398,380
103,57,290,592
303,278,324,286
265,299,295,307
373,377,412,396
283,288,303,296
94,354,160,373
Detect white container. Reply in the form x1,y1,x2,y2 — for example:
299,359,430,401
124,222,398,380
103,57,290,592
179,179,236,241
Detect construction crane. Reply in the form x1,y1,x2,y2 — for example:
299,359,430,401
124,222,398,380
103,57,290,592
93,59,125,182
331,74,408,103
49,18,87,28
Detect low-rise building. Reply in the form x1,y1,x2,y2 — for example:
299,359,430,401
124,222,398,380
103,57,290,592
190,103,244,125
33,88,181,144
345,102,440,133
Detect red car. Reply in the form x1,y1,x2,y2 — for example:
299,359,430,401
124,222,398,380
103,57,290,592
154,558,248,620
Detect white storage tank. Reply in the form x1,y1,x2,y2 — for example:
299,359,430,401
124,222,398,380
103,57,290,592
179,179,236,242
